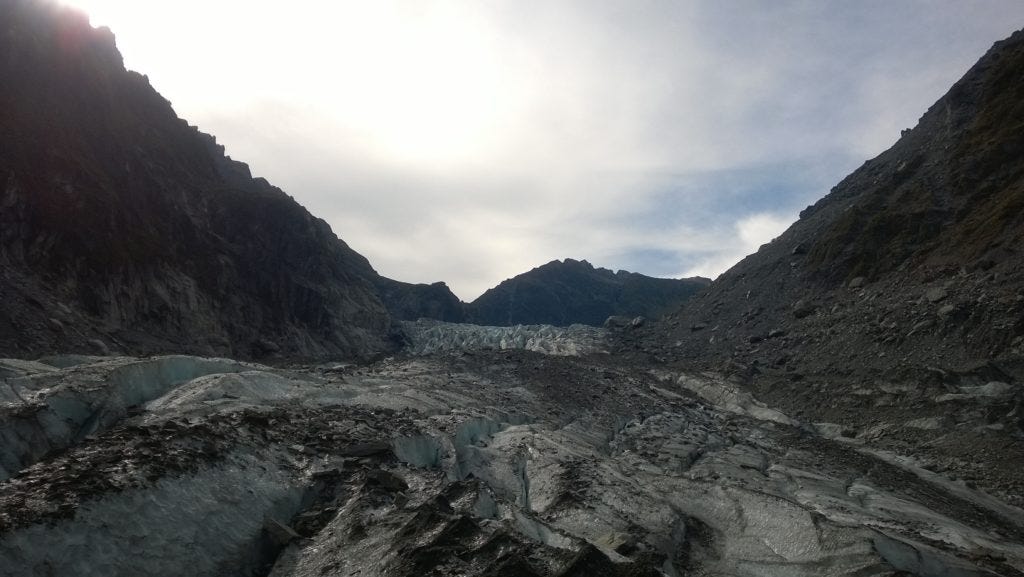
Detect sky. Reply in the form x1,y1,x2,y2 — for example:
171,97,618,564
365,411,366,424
60,0,1024,300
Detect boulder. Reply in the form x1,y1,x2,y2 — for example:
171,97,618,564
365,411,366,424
603,316,632,329
792,300,817,319
925,288,949,303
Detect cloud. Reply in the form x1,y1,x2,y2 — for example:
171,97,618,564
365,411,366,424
679,213,795,280
64,0,1024,300
739,214,793,249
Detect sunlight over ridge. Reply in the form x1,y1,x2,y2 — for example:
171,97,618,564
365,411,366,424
52,0,1024,297
59,0,523,170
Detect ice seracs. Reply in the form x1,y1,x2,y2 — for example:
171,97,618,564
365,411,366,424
2,342,1022,576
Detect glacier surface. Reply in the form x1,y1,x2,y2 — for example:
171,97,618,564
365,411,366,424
1,326,1022,576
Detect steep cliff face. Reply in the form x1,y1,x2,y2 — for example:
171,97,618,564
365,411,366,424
0,0,393,359
638,29,1024,384
469,259,710,327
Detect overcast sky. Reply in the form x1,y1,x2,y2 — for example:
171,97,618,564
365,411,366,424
64,1,1024,300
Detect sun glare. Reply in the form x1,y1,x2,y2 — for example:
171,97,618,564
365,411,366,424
56,0,522,170
322,4,510,168
58,0,116,27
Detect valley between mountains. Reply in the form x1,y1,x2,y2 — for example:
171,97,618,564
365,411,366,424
1,1,1023,576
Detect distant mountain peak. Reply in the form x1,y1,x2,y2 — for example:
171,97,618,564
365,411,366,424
468,259,710,327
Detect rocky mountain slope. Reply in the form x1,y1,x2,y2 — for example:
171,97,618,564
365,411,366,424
0,0,394,360
375,259,708,328
646,29,1024,383
468,259,709,327
372,277,468,323
615,28,1024,515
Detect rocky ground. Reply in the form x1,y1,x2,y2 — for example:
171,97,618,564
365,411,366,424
614,264,1024,514
2,326,1023,576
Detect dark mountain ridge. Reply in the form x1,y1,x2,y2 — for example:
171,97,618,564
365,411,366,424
468,258,710,327
0,0,393,359
372,277,468,324
376,259,709,327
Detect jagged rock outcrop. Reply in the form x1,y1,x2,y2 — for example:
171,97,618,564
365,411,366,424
468,259,709,327
0,0,393,360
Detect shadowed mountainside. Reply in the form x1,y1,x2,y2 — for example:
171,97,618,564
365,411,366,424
0,0,394,359
467,259,710,327
373,278,468,324
613,27,1024,506
644,28,1024,383
0,0,705,357
375,260,709,328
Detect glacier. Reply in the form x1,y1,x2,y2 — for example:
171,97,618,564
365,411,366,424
1,324,1022,576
